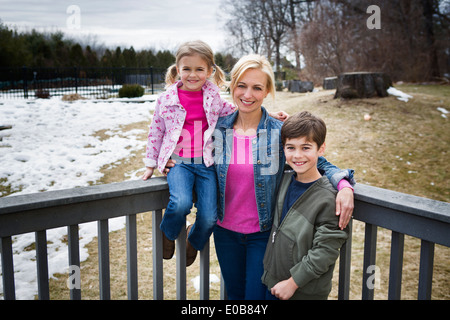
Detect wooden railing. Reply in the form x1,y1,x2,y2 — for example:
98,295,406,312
1,177,449,300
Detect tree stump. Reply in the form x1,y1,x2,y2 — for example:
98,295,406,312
289,80,314,93
323,77,337,90
334,72,392,99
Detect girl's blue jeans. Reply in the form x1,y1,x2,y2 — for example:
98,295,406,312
213,225,276,300
160,160,217,251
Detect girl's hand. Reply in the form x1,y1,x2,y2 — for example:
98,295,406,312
336,187,354,230
142,167,155,181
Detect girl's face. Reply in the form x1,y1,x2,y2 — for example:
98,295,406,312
176,54,212,91
233,68,269,115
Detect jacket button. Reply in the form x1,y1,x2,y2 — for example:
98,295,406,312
257,160,261,164
260,203,265,207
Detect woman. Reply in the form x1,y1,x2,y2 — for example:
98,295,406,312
212,54,354,300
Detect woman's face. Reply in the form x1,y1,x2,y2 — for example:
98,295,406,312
233,68,269,114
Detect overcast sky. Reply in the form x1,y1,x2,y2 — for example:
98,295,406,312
0,0,228,52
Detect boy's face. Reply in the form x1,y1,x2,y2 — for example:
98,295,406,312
284,136,325,182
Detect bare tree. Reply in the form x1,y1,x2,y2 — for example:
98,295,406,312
220,0,268,56
299,0,449,82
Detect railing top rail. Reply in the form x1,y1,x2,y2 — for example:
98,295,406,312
0,177,170,238
0,177,168,215
354,184,450,224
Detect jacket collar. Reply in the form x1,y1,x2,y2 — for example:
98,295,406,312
218,106,269,129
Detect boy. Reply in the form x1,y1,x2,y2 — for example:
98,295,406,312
262,111,349,300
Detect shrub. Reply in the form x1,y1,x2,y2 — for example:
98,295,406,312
35,89,50,99
118,84,144,98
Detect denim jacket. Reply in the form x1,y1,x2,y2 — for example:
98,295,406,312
213,107,355,233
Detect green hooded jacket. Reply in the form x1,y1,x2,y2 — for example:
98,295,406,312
262,171,349,300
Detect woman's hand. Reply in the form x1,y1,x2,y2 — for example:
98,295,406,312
162,159,176,176
336,187,354,230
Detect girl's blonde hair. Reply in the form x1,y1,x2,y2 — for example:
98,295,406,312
229,54,276,103
165,40,226,88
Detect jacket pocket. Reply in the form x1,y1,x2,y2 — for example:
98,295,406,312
265,230,295,281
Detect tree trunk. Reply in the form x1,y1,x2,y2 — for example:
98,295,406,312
334,72,392,99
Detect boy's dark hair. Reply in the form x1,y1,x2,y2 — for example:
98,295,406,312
281,111,327,147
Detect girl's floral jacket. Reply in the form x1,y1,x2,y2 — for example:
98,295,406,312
143,80,236,173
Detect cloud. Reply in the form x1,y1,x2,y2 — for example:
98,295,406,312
0,0,226,51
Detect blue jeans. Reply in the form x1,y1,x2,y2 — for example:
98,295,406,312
160,160,217,251
213,226,275,300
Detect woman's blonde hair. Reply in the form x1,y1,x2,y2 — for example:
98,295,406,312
165,40,226,88
229,54,276,103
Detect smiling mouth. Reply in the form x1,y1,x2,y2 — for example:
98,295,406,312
240,99,254,106
293,161,307,166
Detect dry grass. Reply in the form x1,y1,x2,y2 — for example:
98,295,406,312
47,84,449,300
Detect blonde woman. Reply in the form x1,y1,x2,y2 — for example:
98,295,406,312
212,54,355,299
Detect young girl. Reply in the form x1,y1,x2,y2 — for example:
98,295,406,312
141,40,236,266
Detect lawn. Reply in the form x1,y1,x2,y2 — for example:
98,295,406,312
46,83,449,299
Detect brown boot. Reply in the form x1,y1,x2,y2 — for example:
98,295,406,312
162,232,175,259
186,225,197,267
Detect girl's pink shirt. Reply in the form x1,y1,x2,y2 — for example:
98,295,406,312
174,89,208,158
144,80,236,173
216,130,260,234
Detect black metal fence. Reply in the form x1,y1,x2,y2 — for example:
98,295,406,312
0,67,167,99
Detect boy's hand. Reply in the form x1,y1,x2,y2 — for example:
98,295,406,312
271,277,298,300
336,187,354,230
142,167,154,180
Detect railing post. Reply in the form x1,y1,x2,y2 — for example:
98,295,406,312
98,219,111,300
67,224,81,300
35,230,50,300
126,214,138,300
338,219,352,300
199,240,210,300
1,236,16,300
418,240,435,300
362,223,377,300
176,226,187,300
388,231,404,300
152,210,164,300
